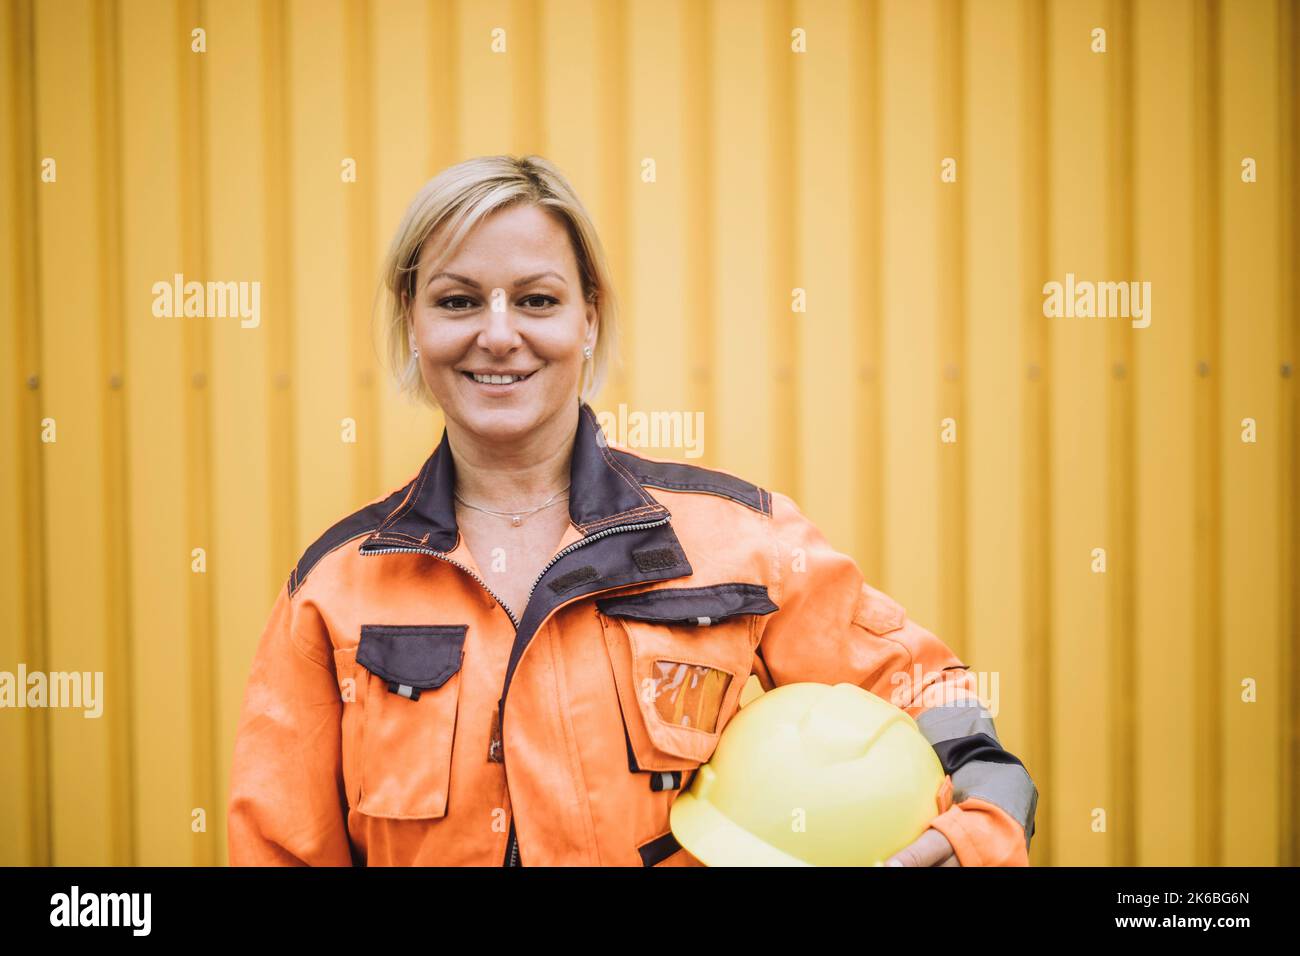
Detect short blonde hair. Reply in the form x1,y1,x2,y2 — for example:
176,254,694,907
378,155,620,407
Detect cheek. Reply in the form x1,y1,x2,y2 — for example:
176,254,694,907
412,316,472,361
529,314,589,361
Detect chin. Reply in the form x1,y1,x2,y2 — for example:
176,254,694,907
452,401,548,441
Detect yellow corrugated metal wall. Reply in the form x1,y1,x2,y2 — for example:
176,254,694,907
1,0,1295,866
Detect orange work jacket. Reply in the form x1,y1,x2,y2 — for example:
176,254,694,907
227,403,1037,866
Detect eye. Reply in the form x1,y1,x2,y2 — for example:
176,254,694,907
437,295,477,312
519,294,559,310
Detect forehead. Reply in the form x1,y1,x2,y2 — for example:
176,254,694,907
417,203,577,277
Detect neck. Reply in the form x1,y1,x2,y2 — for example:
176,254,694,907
445,404,579,511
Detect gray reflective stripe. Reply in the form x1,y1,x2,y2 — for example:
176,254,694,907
696,616,712,626
915,701,1000,746
397,683,414,698
917,702,1038,850
951,760,1038,850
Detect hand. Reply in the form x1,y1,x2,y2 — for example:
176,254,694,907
884,828,959,867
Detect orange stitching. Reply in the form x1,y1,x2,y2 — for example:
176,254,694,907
379,451,433,532
290,529,387,596
585,404,659,508
579,503,667,534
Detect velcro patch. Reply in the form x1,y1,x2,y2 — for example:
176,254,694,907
548,566,600,594
633,548,680,571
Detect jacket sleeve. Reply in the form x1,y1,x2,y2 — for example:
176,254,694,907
227,581,354,866
756,490,1038,867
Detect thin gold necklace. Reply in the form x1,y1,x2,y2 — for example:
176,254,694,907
453,485,571,527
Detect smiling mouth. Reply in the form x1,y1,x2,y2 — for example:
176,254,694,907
462,370,537,385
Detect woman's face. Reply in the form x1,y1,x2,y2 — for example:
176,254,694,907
407,202,597,444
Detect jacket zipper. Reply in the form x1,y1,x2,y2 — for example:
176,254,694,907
360,543,521,626
505,819,519,867
363,515,673,868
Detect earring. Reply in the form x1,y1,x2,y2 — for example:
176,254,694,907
578,345,594,404
411,346,418,355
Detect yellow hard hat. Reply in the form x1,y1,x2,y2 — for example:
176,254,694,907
670,682,948,866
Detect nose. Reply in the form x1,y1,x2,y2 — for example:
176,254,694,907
476,296,524,354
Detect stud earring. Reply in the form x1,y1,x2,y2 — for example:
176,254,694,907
583,346,592,360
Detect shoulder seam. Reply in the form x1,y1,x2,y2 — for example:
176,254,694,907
610,448,772,516
287,527,384,598
287,481,415,597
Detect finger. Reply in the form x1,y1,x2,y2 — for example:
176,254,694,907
885,829,950,867
883,841,920,866
928,830,959,866
909,829,953,866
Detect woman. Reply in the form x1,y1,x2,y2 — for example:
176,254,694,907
226,155,1037,867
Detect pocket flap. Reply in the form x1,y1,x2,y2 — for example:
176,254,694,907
357,625,467,691
596,583,777,626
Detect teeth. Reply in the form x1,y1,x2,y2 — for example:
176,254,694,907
471,372,529,384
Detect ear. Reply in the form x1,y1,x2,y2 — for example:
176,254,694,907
584,297,599,353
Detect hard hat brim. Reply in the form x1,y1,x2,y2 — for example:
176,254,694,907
670,788,813,867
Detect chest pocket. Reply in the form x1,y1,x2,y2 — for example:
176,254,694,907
597,584,778,776
347,624,467,819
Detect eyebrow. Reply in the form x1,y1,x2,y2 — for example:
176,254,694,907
425,270,567,291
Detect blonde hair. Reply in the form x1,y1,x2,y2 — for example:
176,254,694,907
378,154,620,407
